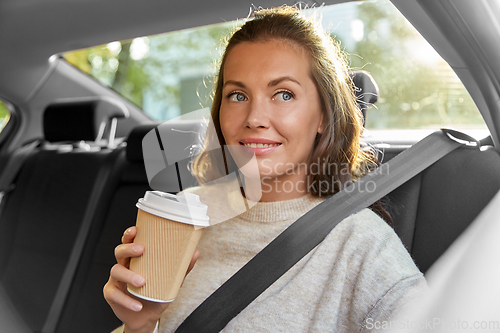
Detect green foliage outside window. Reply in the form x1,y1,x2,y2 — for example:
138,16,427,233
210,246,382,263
65,21,239,121
342,1,483,129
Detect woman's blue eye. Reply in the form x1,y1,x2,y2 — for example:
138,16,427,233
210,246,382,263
275,91,294,101
229,92,246,102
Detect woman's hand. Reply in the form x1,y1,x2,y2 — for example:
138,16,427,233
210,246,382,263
103,227,200,333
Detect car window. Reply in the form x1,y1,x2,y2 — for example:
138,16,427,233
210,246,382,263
321,0,484,131
0,100,11,134
64,21,240,121
63,0,485,134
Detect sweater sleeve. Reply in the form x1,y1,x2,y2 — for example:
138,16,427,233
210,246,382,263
361,275,427,332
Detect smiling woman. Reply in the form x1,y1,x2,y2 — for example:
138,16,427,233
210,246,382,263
103,6,426,333
1,0,500,332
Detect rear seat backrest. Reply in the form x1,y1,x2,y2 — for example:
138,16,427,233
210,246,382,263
55,125,157,333
388,143,500,273
0,97,127,332
352,72,500,274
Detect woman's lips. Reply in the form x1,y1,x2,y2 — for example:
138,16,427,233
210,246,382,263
239,141,281,156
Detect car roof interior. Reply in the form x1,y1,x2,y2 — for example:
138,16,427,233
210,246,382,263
1,0,500,332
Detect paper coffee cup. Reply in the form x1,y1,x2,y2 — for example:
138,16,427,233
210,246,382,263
128,191,209,302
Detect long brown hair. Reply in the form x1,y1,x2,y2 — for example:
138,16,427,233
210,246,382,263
192,6,391,224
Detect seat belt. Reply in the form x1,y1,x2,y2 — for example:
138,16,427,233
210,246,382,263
176,129,476,333
0,139,41,205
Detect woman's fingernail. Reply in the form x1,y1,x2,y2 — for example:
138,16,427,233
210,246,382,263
133,275,145,286
133,245,142,254
132,302,143,312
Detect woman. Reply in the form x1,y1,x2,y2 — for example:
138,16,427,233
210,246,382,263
104,6,426,333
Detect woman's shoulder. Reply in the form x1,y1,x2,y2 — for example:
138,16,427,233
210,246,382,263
339,208,395,240
326,208,420,275
321,208,426,318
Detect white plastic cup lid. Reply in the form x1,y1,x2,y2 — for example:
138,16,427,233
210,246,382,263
136,191,209,227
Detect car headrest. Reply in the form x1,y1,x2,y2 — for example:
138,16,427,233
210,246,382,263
349,71,379,126
43,96,129,145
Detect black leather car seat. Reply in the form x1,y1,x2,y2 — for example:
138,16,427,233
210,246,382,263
0,97,127,333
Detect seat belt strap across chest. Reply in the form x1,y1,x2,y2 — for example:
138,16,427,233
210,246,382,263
176,129,475,333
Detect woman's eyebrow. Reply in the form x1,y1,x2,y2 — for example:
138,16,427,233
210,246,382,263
223,80,245,88
268,76,301,87
223,77,301,89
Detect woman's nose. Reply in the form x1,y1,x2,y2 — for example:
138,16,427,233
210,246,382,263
244,98,270,129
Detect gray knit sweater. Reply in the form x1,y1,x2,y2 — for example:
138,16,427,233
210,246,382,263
155,191,427,332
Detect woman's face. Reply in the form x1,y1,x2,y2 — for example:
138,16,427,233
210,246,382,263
220,40,323,197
